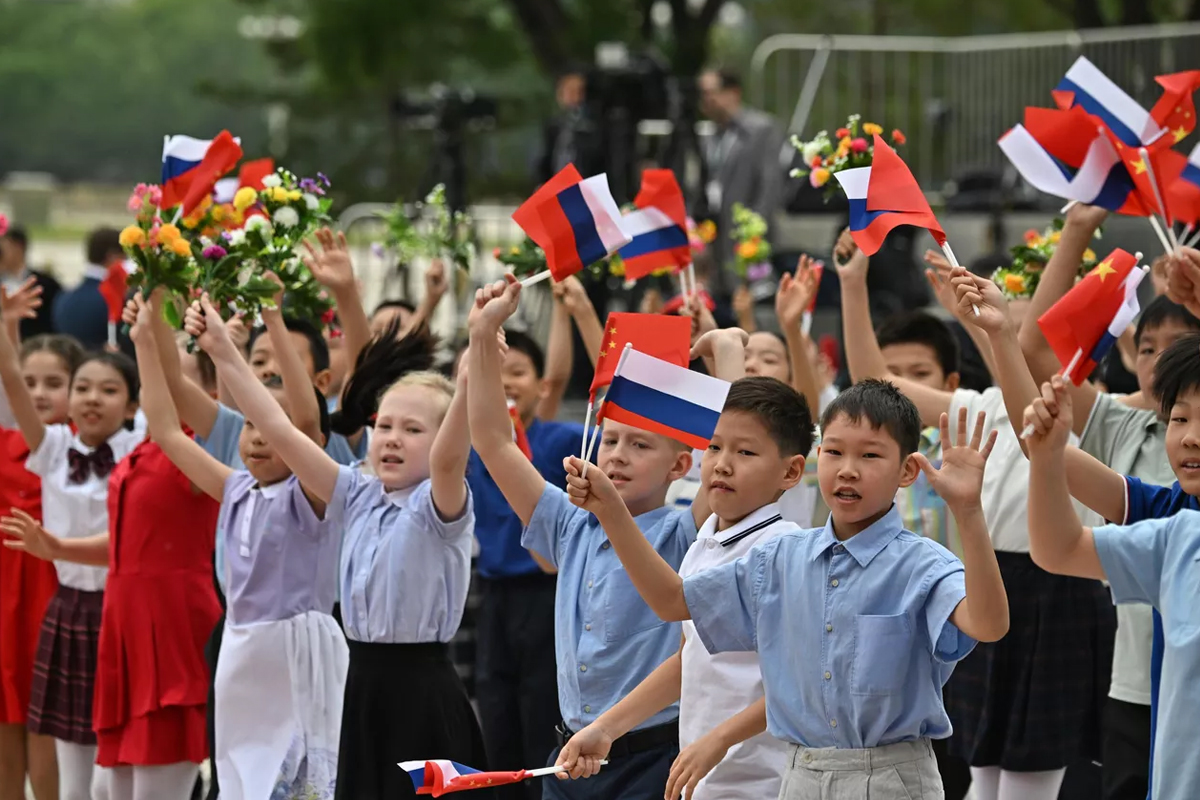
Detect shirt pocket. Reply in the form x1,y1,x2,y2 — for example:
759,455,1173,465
852,613,913,696
603,569,666,644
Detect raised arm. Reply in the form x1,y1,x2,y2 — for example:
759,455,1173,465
146,292,221,438
1166,247,1200,318
262,276,321,445
0,302,45,451
558,275,604,370
128,293,231,501
835,229,953,427
186,295,341,503
304,228,372,376
405,258,449,338
924,250,999,380
539,281,575,420
1024,377,1106,580
775,256,823,413
1017,206,1107,435
467,277,547,525
0,511,109,566
429,366,471,521
0,277,43,429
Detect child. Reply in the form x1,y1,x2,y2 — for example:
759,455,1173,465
838,232,1111,800
3,294,223,800
557,374,810,800
560,379,1009,798
105,291,346,800
0,317,141,800
0,280,78,800
1022,374,1200,800
184,291,483,800
467,277,718,800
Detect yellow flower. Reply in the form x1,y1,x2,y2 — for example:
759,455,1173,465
862,122,883,136
155,224,181,244
268,187,292,203
1048,230,1062,244
1004,274,1027,294
285,190,302,202
810,167,831,188
233,187,258,213
181,212,201,230
839,136,852,149
169,237,192,258
737,240,760,260
609,259,625,277
1083,249,1096,262
510,246,520,255
697,220,717,243
119,226,146,248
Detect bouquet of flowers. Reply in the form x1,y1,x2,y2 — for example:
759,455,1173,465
120,184,200,326
493,238,547,279
790,115,906,193
688,217,716,258
731,204,772,281
421,184,475,270
991,218,1100,299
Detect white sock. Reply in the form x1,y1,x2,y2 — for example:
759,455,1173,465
133,763,199,800
997,768,1066,800
969,766,1001,800
106,766,133,800
53,741,96,800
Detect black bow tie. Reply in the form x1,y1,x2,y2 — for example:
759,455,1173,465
67,443,116,485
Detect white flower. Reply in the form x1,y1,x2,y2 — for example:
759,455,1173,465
245,215,273,236
801,141,824,164
225,228,246,247
273,206,300,228
303,193,320,211
261,173,283,188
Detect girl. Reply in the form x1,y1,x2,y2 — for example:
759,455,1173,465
0,311,141,800
3,294,224,800
0,281,81,800
185,294,487,800
118,291,345,800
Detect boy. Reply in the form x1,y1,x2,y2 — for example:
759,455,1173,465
558,373,810,800
559,379,1009,798
467,277,726,800
1023,370,1200,800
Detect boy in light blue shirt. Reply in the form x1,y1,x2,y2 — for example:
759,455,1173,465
559,379,1011,799
467,277,734,800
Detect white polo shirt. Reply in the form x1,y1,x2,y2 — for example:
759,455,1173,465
679,503,794,800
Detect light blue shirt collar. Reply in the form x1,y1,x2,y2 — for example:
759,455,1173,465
810,505,904,568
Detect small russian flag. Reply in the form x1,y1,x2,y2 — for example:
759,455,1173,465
160,132,243,212
835,137,945,256
399,760,531,796
1055,56,1165,148
512,165,631,281
599,347,731,450
616,169,691,281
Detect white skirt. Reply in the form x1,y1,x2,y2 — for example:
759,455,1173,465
214,611,349,800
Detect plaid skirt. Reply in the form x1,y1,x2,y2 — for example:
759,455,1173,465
27,585,103,744
944,551,1116,771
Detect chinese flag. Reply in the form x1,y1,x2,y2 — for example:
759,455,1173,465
1151,70,1200,145
180,130,244,216
237,158,275,191
1107,134,1187,221
590,312,692,397
98,261,128,324
1037,248,1139,385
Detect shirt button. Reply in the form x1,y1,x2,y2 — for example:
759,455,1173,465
830,719,837,728
826,624,833,632
802,752,813,764
601,542,610,550
833,544,844,553
580,664,588,673
583,705,591,713
587,580,593,589
824,671,832,680
584,624,592,631
830,579,839,588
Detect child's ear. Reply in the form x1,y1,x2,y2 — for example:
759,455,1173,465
944,371,961,391
781,453,805,491
313,369,333,397
898,453,921,488
668,448,694,482
537,377,550,400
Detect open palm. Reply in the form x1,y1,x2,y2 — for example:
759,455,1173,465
916,408,996,509
0,509,60,561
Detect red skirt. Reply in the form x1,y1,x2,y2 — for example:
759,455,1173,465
28,586,103,744
0,546,58,724
93,571,219,766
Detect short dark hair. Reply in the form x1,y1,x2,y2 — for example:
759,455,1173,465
248,317,331,374
86,227,122,265
819,379,922,458
372,299,417,318
714,67,742,91
332,321,438,436
3,226,28,250
1134,294,1200,345
502,328,545,378
721,376,814,457
1152,333,1200,417
20,334,86,374
876,311,960,378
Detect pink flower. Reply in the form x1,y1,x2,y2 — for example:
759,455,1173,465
147,186,163,207
126,193,144,213
202,245,227,260
850,137,869,153
0,213,7,237
492,247,502,259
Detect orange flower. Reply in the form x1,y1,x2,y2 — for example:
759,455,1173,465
810,167,831,188
835,127,850,139
1024,230,1041,245
169,237,192,258
862,122,883,136
697,220,717,244
155,223,182,244
1004,274,1027,294
737,240,760,260
891,129,906,145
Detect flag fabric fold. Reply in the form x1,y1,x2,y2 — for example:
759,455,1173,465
599,348,731,450
1036,248,1143,385
835,138,945,256
1150,70,1200,144
178,131,243,216
160,132,243,210
1055,56,1165,147
97,262,129,325
215,158,276,203
590,313,692,398
616,169,691,280
400,760,529,797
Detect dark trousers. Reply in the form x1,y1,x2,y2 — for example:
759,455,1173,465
541,743,677,800
933,737,971,800
475,575,561,800
1100,697,1151,800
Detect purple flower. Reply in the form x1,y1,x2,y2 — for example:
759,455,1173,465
370,242,385,259
299,177,326,196
747,262,772,282
202,245,228,260
317,172,331,187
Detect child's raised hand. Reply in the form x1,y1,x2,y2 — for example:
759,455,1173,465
126,292,155,342
563,455,620,515
0,276,43,322
263,270,286,310
0,509,61,562
425,259,448,306
302,228,355,292
1166,248,1200,320
914,408,997,512
832,228,867,282
690,327,748,363
183,294,232,355
1022,375,1073,455
948,267,1009,333
469,274,521,333
775,255,820,328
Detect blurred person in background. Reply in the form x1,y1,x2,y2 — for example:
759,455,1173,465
52,228,125,351
1,226,61,340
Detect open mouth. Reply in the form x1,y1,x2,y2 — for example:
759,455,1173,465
80,411,102,424
608,472,631,485
832,487,862,503
1181,459,1200,473
381,455,404,466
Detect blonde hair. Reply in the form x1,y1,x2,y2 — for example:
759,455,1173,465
382,370,456,421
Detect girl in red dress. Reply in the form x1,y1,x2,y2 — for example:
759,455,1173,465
0,279,82,800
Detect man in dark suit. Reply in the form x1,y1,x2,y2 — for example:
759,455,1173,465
52,227,124,351
0,226,62,340
698,67,786,308
536,67,603,185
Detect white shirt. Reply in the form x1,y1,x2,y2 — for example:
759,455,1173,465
948,387,1101,552
25,423,144,590
679,503,793,800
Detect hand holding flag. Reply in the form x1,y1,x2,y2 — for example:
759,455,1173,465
401,759,609,796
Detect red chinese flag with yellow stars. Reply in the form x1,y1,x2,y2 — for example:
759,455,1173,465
589,312,691,398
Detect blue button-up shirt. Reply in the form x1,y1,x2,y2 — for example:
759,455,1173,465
683,506,974,749
1094,508,1200,800
522,484,696,732
468,418,585,579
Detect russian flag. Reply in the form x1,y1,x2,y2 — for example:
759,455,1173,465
400,760,530,796
835,136,945,256
214,158,276,204
512,165,631,281
1088,263,1146,369
160,131,243,211
616,169,691,281
1055,57,1165,147
599,348,731,450
999,123,1145,214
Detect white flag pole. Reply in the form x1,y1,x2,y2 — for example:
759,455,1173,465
1140,147,1179,252
939,241,979,316
521,269,554,287
579,400,594,478
525,761,610,778
586,343,633,463
1147,216,1174,255
1061,200,1077,214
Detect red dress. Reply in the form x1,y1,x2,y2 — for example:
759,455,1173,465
0,428,58,724
94,439,221,766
